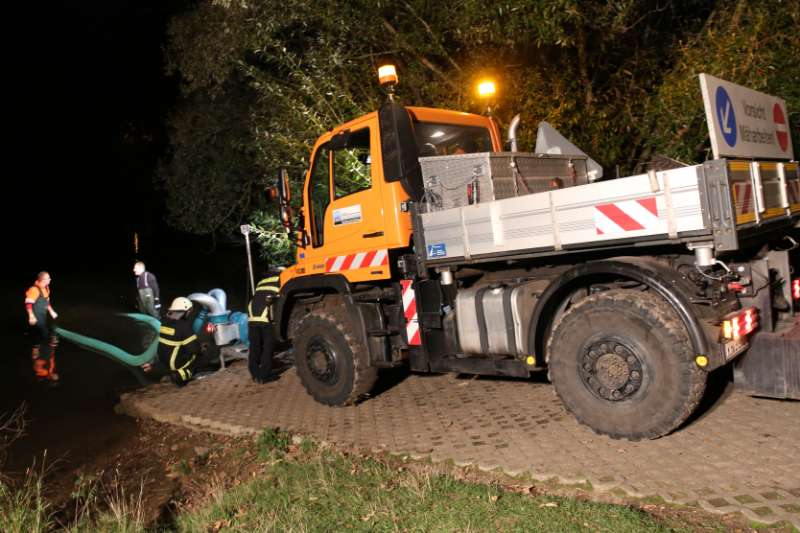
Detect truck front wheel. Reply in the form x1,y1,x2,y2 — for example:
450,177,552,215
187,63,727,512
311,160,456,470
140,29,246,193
293,296,377,405
547,289,706,440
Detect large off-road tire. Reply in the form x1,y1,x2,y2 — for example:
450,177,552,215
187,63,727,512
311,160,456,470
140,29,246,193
546,289,706,440
293,295,378,405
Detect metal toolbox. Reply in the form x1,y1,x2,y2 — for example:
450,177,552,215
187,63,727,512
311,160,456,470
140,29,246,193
419,152,589,212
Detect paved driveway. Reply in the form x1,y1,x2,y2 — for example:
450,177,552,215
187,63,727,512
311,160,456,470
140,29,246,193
120,365,800,527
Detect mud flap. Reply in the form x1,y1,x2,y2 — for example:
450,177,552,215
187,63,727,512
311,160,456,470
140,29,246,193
733,320,800,399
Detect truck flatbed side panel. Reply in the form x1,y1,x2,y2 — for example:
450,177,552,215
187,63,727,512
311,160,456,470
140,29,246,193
555,165,704,247
421,165,707,262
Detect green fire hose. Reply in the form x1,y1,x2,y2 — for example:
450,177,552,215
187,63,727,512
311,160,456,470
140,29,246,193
55,313,161,367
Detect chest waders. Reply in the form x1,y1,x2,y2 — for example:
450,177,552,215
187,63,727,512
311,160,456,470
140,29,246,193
32,288,50,329
137,274,157,318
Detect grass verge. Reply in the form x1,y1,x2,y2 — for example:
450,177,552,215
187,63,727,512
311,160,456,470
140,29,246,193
4,422,796,532
175,430,699,532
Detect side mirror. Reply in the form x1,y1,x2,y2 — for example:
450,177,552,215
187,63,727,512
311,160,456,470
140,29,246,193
276,168,293,235
277,168,291,203
379,103,423,200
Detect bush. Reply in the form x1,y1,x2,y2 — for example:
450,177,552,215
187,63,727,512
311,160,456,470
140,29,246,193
0,469,51,533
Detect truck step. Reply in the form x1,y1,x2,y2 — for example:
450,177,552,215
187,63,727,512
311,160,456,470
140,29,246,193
429,355,530,378
367,328,399,337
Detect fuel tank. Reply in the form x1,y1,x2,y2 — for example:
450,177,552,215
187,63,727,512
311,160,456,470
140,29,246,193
455,279,549,356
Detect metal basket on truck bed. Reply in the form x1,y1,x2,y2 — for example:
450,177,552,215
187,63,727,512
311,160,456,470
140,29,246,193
419,152,589,212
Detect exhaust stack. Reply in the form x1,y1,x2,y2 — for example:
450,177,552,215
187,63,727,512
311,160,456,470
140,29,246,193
508,114,521,152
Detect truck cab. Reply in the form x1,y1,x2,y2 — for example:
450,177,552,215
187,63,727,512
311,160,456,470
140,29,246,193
281,106,502,285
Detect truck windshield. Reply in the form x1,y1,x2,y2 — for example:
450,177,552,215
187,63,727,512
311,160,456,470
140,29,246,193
414,122,492,156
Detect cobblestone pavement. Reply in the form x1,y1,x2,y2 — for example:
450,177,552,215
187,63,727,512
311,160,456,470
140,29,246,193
119,365,800,527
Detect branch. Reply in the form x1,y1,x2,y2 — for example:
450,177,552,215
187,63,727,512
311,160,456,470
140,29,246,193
402,2,462,72
381,19,461,92
1,404,27,474
211,176,253,234
620,1,673,33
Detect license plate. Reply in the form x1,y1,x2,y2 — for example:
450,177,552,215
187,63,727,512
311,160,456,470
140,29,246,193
723,339,749,360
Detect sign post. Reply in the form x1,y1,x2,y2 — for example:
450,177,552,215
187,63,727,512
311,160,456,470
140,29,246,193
240,224,256,297
699,74,794,160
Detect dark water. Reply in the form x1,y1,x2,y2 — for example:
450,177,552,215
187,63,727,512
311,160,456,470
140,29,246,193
1,238,253,475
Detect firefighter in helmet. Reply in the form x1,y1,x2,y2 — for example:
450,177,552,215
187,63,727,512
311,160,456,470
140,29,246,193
154,297,201,386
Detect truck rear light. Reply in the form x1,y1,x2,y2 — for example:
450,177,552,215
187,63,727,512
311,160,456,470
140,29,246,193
722,307,758,341
792,278,800,301
727,282,746,293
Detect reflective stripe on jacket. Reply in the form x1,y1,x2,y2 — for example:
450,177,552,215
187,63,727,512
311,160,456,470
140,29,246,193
248,276,280,324
157,319,199,381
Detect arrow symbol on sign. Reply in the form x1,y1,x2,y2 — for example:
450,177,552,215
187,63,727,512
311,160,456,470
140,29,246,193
720,100,732,134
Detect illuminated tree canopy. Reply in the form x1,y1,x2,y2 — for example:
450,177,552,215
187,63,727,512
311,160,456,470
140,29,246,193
159,0,799,260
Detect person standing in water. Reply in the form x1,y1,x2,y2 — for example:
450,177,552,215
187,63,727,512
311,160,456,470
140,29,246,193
133,261,161,318
25,271,59,381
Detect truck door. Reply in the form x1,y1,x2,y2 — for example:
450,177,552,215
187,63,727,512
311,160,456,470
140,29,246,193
304,121,391,281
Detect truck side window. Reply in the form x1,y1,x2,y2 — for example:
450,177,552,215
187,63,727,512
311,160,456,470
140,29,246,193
333,127,371,199
309,145,331,247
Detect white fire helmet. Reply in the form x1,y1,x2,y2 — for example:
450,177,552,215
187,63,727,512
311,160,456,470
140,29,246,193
168,297,193,312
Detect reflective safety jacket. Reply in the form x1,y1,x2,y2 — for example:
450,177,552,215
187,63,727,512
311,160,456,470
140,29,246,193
157,317,200,382
248,275,280,324
25,284,52,323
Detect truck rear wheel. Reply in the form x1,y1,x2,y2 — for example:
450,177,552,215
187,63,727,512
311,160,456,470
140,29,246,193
293,295,377,405
546,289,706,440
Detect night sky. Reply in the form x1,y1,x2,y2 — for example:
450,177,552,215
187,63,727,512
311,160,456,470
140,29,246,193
13,2,187,278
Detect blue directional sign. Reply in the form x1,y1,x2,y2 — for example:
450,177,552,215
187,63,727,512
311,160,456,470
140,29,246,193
700,73,794,160
715,86,737,147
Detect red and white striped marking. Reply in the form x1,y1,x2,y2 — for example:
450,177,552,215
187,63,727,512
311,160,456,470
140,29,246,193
325,249,388,272
594,197,659,235
400,279,420,346
774,103,789,153
732,182,754,217
787,179,800,208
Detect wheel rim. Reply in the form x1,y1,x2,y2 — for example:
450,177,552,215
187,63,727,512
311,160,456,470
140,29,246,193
579,339,644,401
306,337,338,385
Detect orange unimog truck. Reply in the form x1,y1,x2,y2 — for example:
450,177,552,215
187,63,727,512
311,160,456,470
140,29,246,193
268,67,800,440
